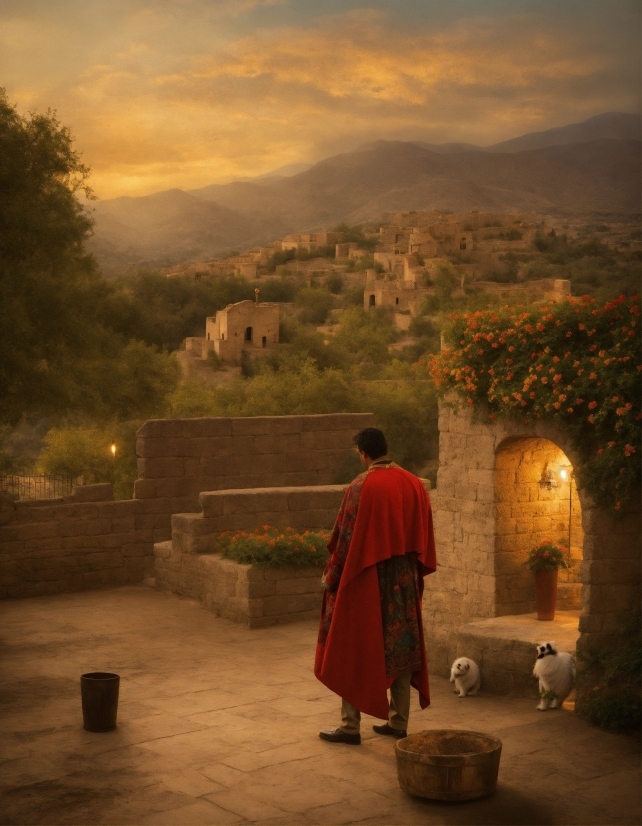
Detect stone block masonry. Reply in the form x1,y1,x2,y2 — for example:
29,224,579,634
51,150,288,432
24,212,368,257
134,413,375,542
2,414,374,600
0,485,159,599
155,485,347,627
425,401,640,711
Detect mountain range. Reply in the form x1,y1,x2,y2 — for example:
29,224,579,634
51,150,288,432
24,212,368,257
86,113,641,274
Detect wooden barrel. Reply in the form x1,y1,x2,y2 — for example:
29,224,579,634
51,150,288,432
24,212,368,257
395,729,502,801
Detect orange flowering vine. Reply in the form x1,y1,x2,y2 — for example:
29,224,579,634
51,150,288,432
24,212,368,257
426,294,641,512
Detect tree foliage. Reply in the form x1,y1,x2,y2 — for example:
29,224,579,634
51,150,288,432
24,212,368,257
0,90,179,425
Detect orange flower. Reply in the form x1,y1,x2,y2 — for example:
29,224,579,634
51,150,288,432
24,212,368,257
607,441,616,448
588,401,598,409
624,444,636,457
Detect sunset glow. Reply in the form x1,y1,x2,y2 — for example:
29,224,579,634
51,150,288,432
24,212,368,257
2,0,639,198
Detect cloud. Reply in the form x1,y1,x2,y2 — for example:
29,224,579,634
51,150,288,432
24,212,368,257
4,4,638,197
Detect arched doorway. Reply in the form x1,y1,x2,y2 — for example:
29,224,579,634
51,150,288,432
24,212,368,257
494,436,583,619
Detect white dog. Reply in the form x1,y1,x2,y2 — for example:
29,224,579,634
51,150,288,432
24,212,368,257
450,657,481,697
533,642,575,710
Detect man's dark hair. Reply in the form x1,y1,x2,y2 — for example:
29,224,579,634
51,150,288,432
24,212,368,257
354,427,387,460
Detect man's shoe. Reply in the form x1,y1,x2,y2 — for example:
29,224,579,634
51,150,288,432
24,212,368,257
319,728,361,745
372,723,407,739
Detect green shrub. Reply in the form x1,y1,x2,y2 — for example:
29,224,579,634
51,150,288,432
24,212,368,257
295,287,334,325
36,420,140,500
578,615,641,733
206,350,225,371
326,272,344,294
217,526,331,567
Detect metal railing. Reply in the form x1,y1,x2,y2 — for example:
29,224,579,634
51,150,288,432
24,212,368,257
0,475,79,501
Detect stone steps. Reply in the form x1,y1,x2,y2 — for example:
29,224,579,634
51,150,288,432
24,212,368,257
454,610,580,697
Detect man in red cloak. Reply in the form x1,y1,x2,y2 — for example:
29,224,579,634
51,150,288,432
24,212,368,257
315,427,437,745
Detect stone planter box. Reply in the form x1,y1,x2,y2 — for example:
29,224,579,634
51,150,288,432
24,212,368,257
200,554,323,628
154,485,345,627
154,542,323,628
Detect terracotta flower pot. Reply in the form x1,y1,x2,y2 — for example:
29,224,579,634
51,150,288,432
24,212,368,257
535,568,558,621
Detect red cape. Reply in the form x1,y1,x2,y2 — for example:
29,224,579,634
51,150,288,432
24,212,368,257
314,466,436,719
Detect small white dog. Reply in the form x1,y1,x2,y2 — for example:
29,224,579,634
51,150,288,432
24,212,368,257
450,657,481,697
533,642,575,710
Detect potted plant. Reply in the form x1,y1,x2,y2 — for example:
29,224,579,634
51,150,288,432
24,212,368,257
527,541,569,621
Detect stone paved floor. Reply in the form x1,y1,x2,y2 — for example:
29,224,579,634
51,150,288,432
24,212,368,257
1,586,640,826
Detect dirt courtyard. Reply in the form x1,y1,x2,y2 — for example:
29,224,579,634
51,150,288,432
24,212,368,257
1,586,639,825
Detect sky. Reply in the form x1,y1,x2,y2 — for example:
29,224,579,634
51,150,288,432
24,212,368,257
1,0,640,199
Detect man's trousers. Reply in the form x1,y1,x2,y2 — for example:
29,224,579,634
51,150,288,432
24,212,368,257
340,672,412,734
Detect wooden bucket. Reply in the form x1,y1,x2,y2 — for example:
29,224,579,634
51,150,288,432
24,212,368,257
395,729,502,801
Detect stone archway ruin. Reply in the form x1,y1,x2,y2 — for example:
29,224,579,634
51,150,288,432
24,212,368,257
494,437,583,617
424,402,640,708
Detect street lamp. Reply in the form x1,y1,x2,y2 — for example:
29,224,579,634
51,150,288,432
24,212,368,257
559,466,573,561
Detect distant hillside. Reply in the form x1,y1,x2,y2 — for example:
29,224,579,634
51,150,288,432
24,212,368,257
485,112,640,153
88,113,641,274
86,188,287,273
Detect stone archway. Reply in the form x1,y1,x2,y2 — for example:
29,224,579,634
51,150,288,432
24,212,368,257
494,437,583,619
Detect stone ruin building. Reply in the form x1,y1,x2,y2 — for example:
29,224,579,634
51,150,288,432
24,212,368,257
281,231,344,252
184,299,280,366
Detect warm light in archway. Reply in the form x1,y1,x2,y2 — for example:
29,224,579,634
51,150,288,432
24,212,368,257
110,442,116,457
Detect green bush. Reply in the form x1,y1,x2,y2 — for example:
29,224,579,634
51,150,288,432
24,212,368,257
295,287,334,325
578,615,641,733
36,420,140,500
217,526,330,567
326,272,344,294
206,350,225,371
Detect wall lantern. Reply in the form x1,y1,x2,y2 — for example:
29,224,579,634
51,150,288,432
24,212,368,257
539,465,558,490
110,442,117,458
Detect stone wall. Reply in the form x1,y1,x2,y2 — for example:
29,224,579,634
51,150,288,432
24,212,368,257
134,413,374,542
2,414,374,600
155,485,347,626
0,485,155,599
424,402,641,691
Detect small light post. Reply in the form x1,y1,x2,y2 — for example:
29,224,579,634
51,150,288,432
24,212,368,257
110,442,117,458
559,466,573,561
254,288,260,304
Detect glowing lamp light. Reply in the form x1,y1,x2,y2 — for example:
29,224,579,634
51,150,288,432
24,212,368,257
559,468,568,480
110,442,117,457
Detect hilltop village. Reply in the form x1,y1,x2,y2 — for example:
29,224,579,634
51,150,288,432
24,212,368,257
171,210,640,369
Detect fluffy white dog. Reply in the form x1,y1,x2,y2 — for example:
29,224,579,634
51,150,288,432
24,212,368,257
449,657,481,697
533,642,575,710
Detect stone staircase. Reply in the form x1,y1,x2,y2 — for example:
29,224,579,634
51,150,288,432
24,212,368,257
453,611,580,696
